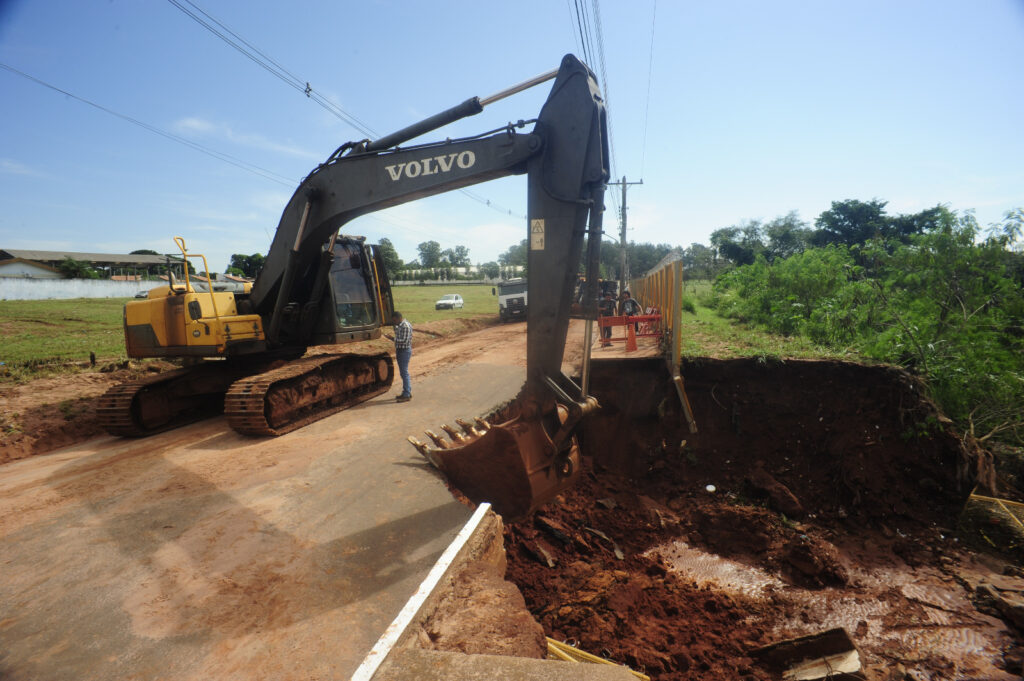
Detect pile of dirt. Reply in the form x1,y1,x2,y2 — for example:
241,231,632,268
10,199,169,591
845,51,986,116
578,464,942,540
0,362,172,465
498,358,1019,680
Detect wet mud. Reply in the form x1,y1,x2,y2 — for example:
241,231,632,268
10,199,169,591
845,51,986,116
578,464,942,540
502,358,1022,680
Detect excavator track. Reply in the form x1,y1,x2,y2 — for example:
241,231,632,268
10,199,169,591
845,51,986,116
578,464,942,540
224,352,394,437
97,364,255,438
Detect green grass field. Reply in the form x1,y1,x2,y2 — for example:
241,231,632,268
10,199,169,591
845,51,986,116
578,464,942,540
388,283,500,323
0,298,127,369
0,282,848,381
0,285,502,375
679,302,852,361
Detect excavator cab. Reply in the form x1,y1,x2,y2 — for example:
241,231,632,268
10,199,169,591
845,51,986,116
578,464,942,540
308,237,393,345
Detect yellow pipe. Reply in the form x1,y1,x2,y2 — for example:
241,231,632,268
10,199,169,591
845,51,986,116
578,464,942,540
545,638,650,681
970,493,1024,510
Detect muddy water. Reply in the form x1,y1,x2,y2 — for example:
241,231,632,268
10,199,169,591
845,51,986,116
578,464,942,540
649,539,1016,680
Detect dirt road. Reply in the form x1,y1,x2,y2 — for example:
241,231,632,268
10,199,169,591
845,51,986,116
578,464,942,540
0,320,541,681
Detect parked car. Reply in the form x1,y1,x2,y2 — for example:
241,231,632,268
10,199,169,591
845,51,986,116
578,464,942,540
434,293,464,310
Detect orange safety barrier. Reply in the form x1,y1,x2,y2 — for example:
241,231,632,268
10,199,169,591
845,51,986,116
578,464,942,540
597,313,663,352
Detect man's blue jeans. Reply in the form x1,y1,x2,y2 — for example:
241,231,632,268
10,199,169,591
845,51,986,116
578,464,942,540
396,347,412,396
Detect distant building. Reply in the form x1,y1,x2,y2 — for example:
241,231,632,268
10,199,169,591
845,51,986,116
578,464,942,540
0,257,62,279
0,249,184,278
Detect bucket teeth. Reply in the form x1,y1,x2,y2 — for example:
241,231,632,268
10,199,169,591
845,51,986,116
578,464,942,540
407,436,428,455
440,424,466,444
474,417,490,431
424,429,448,448
455,418,479,436
407,436,443,468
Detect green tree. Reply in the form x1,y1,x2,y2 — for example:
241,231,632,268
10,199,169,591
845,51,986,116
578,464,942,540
498,239,527,267
628,242,675,277
886,205,951,242
763,212,812,261
480,261,501,279
58,257,100,279
812,199,890,247
376,238,403,281
681,243,721,280
130,249,159,256
710,221,765,266
442,245,471,268
228,253,265,278
417,241,443,268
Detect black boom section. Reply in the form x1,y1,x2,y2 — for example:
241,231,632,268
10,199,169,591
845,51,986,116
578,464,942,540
525,55,609,403
250,133,538,319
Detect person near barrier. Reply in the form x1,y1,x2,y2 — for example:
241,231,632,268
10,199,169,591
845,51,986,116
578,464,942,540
619,291,641,332
599,291,616,347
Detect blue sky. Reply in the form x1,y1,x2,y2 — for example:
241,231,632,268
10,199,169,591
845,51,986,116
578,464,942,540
1,0,1022,273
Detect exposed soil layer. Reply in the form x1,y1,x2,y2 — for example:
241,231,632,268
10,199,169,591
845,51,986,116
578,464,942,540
503,358,1021,680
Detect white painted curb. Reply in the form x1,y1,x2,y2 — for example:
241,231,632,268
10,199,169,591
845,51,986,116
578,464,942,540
350,502,492,681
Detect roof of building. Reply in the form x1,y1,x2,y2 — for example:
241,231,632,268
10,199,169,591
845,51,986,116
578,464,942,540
0,249,182,266
0,257,61,273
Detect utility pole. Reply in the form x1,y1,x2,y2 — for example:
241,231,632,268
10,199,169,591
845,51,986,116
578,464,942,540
607,176,642,295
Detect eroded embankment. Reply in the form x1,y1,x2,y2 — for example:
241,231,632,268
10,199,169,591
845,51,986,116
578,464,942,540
500,358,1019,680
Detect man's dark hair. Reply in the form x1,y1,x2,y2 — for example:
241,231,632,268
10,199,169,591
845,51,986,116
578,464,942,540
392,311,403,320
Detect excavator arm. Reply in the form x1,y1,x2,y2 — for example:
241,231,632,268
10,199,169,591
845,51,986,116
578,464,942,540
249,54,608,390
246,54,607,518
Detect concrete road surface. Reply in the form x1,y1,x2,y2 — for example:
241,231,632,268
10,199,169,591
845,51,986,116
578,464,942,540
0,325,528,681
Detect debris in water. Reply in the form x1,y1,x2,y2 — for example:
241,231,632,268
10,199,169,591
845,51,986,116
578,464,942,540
750,628,861,680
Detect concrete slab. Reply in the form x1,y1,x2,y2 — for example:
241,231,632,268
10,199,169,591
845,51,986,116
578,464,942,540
0,357,524,680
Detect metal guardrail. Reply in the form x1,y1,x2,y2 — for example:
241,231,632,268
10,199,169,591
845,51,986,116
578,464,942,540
629,260,683,362
629,260,697,433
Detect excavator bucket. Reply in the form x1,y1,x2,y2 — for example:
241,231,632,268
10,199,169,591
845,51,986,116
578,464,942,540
409,404,582,520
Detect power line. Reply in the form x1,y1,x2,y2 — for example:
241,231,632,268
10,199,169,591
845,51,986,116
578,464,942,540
565,0,584,55
572,0,592,65
168,0,523,222
0,62,296,187
589,0,618,179
567,0,620,228
579,0,598,70
459,188,525,220
165,0,377,138
640,0,657,178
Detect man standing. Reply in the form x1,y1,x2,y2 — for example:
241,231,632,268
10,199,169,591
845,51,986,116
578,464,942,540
599,291,616,347
392,311,413,402
619,291,641,332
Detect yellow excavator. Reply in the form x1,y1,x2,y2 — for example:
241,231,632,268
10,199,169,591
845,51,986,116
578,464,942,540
99,54,609,518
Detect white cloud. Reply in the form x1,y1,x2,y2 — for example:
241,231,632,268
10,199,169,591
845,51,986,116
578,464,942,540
172,117,320,161
173,117,215,134
0,158,45,178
